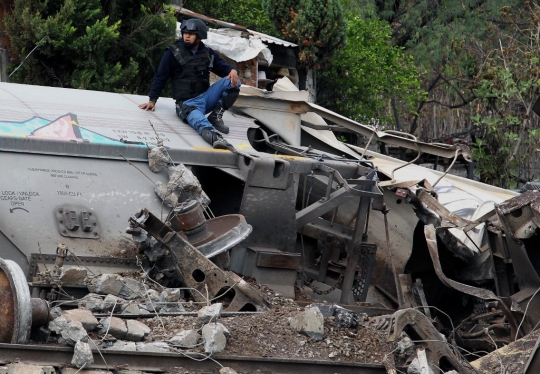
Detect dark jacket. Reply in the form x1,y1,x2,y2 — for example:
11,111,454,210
148,40,236,102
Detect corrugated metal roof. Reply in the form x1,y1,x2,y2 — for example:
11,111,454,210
246,29,297,48
175,7,297,48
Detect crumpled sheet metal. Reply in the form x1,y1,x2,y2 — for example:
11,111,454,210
424,224,521,339
424,224,499,301
385,309,476,374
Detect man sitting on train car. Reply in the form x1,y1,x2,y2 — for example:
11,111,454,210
139,19,240,149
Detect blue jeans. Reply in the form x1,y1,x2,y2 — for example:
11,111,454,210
181,78,241,135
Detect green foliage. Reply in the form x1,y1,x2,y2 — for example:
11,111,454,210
183,0,275,35
317,15,424,124
470,3,540,187
2,0,176,93
262,0,346,70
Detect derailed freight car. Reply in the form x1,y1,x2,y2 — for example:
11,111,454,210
0,79,537,373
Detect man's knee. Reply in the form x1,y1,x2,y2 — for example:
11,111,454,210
176,102,197,123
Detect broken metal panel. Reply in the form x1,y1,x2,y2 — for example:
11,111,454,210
496,190,540,239
384,309,476,373
129,209,268,312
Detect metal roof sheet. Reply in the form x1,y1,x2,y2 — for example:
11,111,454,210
175,7,297,48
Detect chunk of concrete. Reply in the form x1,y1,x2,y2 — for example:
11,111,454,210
148,146,169,173
61,320,88,346
197,303,223,325
135,342,170,353
72,340,94,368
62,309,99,331
168,330,200,348
6,364,55,374
102,294,125,312
121,302,141,315
59,267,87,284
78,293,104,312
219,368,238,374
98,317,127,340
49,306,63,319
202,323,229,354
160,288,182,302
91,274,124,296
118,278,146,300
289,306,324,341
49,315,70,334
145,289,162,312
125,320,151,341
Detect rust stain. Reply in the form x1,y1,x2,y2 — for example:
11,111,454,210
0,268,15,343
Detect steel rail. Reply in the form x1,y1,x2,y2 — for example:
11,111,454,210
0,343,390,374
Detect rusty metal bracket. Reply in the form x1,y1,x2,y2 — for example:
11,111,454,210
129,209,269,312
386,309,475,374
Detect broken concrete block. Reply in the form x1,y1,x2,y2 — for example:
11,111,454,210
334,306,359,328
49,306,63,319
121,302,141,315
59,267,87,284
91,274,124,296
72,340,94,368
168,330,200,348
49,315,70,334
138,303,150,314
61,320,88,346
145,289,162,312
407,357,435,374
289,306,324,341
63,309,99,331
98,317,127,340
155,181,179,208
6,364,55,374
197,303,223,325
135,342,170,353
219,368,238,374
102,294,125,312
148,146,169,172
125,320,151,341
169,164,200,193
160,288,182,304
78,293,104,312
118,278,146,300
202,323,229,354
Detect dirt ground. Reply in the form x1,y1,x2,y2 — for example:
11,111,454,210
144,284,395,365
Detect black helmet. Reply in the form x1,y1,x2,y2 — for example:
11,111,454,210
180,19,208,40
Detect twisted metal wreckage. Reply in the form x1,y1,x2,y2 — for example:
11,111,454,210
1,79,540,373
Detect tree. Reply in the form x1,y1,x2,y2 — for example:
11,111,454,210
262,0,346,70
183,0,275,35
470,3,540,187
350,0,524,136
2,0,176,93
317,14,424,125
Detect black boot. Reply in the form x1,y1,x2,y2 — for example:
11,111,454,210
201,128,230,149
207,103,229,134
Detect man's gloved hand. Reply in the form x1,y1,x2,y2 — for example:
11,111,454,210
138,101,156,111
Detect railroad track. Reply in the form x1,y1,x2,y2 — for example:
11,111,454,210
0,343,390,374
